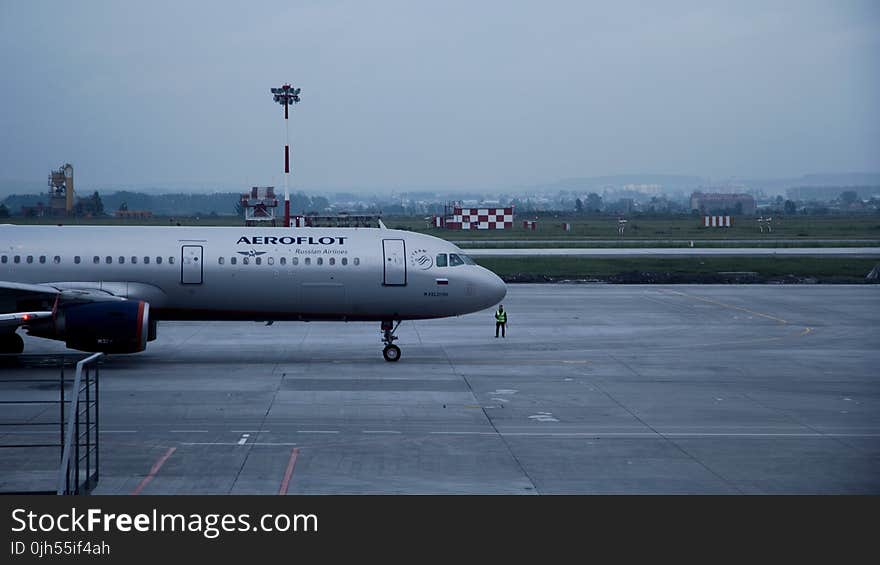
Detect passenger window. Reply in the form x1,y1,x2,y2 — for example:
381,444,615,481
131,256,137,264
230,257,237,265
105,256,112,264
93,256,100,264
354,258,360,266
156,257,162,265
39,256,46,264
14,256,21,264
255,257,262,265
118,256,125,264
144,256,150,264
168,257,175,265
218,257,225,265
304,257,311,266
53,256,61,264
449,253,464,266
267,257,274,266
317,257,323,266
329,257,335,266
27,256,34,264
342,258,348,266
436,253,448,267
1,256,7,264
74,256,81,264
243,257,249,265
292,257,299,266
280,257,287,266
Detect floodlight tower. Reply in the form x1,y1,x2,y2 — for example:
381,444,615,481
270,83,301,227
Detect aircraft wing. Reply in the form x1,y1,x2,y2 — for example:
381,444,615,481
0,310,55,328
0,280,125,330
0,281,64,298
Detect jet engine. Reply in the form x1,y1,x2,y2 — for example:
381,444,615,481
26,300,152,354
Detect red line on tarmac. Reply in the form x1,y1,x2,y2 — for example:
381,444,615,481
131,447,176,495
278,448,300,495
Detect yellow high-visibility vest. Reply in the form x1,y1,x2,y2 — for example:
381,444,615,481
495,310,507,323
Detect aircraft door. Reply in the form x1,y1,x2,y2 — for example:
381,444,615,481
382,239,406,286
181,245,203,284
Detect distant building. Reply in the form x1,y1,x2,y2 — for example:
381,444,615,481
240,187,279,226
115,210,153,219
621,183,663,195
703,215,732,227
48,163,75,215
690,192,756,215
434,202,514,230
292,213,379,228
22,163,76,217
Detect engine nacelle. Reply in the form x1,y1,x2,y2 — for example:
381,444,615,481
27,300,151,354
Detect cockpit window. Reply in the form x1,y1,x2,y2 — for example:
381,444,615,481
436,253,448,267
449,253,465,267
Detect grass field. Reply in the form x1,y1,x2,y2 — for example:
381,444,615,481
475,256,879,282
7,214,880,241
388,214,880,241
456,240,880,248
5,215,877,281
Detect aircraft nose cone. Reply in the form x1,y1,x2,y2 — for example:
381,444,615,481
487,270,507,306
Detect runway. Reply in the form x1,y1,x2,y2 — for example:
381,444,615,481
2,284,878,494
466,247,880,257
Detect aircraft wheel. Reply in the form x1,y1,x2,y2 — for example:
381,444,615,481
0,333,24,355
382,344,401,362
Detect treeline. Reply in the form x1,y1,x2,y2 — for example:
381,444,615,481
0,191,332,217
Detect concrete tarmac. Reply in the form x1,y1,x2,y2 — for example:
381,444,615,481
2,284,878,494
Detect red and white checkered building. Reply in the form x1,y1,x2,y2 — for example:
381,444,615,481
436,204,514,230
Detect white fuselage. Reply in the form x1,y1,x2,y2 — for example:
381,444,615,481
0,225,506,321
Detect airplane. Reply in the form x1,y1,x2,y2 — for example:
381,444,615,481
0,224,506,361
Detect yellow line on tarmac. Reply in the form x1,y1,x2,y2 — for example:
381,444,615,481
662,289,790,325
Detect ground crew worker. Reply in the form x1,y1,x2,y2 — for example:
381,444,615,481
494,304,507,338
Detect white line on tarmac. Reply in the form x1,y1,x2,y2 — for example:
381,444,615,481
170,430,208,433
181,442,244,446
496,432,880,438
428,430,880,438
362,430,402,434
252,442,299,446
663,432,880,438
297,430,339,434
430,431,496,435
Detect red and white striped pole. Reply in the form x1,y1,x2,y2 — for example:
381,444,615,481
271,84,301,227
283,98,290,227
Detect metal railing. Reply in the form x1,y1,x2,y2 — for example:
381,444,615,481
56,353,103,495
0,353,102,495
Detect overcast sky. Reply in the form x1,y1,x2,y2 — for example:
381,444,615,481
0,0,878,192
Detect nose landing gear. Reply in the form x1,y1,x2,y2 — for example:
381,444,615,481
381,320,401,362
